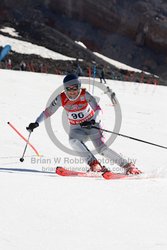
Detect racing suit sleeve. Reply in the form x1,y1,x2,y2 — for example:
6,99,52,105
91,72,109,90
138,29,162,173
35,95,62,124
85,91,102,123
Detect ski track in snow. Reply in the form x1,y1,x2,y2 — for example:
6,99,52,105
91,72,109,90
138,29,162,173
0,69,167,250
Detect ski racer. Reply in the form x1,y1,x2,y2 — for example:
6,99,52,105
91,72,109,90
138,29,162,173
27,73,141,175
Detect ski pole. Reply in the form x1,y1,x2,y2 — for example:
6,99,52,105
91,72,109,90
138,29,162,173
91,126,167,150
20,132,31,162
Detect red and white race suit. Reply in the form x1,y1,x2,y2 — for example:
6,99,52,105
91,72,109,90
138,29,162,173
35,88,128,168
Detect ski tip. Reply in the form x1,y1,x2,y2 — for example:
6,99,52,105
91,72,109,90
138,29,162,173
55,166,62,174
102,171,128,180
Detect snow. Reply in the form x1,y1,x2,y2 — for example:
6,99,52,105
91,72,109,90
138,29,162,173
0,34,75,61
75,41,87,49
94,51,151,74
0,26,20,37
0,68,167,250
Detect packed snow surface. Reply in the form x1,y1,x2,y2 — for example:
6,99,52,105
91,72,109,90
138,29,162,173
0,69,167,250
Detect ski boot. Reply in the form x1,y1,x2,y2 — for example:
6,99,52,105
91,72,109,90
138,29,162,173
123,162,142,175
89,160,109,173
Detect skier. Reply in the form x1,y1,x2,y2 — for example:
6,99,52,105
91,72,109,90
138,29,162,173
27,73,141,175
105,86,117,105
99,67,106,84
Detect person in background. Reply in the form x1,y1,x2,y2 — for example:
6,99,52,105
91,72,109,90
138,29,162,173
76,64,83,76
105,87,117,105
20,61,27,71
100,67,106,84
6,58,12,69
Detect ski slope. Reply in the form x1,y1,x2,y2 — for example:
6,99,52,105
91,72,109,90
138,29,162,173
0,26,148,73
0,69,167,250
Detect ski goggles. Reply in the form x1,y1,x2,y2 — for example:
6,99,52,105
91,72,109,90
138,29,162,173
66,85,79,91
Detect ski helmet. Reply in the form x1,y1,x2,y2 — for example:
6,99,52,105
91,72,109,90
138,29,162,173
63,73,81,90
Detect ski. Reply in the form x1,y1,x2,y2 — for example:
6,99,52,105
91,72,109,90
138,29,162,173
56,167,100,178
56,167,128,180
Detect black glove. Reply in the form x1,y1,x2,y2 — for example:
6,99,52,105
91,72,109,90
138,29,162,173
26,122,39,132
80,119,95,129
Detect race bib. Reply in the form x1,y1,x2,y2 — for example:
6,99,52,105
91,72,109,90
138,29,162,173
68,104,95,125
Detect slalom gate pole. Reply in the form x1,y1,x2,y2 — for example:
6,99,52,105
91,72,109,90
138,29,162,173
91,126,167,150
92,64,96,95
7,122,40,157
88,67,91,92
19,132,31,162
